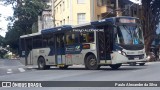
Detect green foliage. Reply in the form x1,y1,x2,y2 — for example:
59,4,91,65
141,0,160,51
3,54,9,59
0,35,5,47
1,0,46,53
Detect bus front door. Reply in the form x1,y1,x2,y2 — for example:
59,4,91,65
55,34,65,65
97,25,112,64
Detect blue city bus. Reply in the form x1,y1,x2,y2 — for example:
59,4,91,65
19,16,147,70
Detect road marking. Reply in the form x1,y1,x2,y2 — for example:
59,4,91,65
18,68,25,72
7,69,13,74
27,66,34,69
146,62,160,65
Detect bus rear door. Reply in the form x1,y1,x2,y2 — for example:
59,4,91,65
55,34,65,65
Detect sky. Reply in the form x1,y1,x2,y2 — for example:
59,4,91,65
0,3,13,37
0,0,142,37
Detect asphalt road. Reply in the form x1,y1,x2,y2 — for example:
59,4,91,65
0,59,160,90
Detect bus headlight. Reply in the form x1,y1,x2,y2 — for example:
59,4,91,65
118,50,126,56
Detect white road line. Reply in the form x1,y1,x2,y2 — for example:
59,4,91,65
27,66,34,69
18,68,25,72
146,62,160,65
7,69,13,74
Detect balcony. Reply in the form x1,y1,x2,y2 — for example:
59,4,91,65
99,6,113,14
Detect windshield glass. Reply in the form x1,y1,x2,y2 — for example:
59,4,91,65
116,25,144,45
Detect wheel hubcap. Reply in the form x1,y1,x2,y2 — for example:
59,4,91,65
89,58,96,66
39,60,43,68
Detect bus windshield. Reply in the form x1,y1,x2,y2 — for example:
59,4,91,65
116,25,144,45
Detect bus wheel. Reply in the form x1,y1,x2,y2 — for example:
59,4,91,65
59,65,68,69
139,63,145,66
46,66,51,69
85,55,99,70
129,62,136,66
109,64,121,70
38,57,46,70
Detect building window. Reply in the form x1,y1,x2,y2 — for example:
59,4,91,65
63,2,65,11
77,0,85,4
67,0,69,8
77,13,86,24
97,15,101,20
63,19,65,25
60,21,62,25
97,0,108,6
60,4,62,13
68,16,69,24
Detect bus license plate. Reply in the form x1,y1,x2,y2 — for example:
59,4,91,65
134,57,139,60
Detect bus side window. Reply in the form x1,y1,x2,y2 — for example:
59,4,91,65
26,38,33,50
66,33,76,45
80,32,94,43
75,33,79,43
88,33,94,42
33,35,42,49
42,35,49,47
48,36,55,47
20,38,25,51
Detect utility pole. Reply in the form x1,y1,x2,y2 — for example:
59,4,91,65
116,0,119,16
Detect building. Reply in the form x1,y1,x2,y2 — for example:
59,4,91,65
54,0,114,26
38,0,54,31
108,0,142,18
53,0,141,27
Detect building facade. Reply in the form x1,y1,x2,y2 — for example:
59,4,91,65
36,0,142,31
38,0,54,31
53,0,141,27
54,0,114,26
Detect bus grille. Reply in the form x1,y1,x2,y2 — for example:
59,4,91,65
120,45,144,50
127,54,144,60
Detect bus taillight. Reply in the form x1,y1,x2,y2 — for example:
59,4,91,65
83,44,90,49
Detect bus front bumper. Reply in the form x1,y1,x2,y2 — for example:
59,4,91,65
111,52,148,64
112,58,147,64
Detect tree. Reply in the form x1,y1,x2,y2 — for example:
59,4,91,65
141,0,160,52
1,0,46,53
0,35,4,47
0,35,7,58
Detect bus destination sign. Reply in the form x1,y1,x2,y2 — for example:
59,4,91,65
119,18,136,23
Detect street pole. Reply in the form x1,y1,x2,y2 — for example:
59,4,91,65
116,0,119,16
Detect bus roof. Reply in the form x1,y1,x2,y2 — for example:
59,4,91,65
91,16,139,25
72,23,91,28
20,32,41,38
20,16,139,38
41,25,72,35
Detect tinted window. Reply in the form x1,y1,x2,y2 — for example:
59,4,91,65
80,32,94,43
33,35,42,49
42,34,55,47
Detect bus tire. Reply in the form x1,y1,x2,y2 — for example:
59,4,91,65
59,65,69,69
46,66,51,69
109,64,121,70
139,63,145,66
38,57,47,70
129,62,136,66
85,54,100,70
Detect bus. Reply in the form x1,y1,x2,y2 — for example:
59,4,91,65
19,16,147,70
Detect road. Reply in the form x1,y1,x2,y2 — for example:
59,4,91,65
0,59,160,90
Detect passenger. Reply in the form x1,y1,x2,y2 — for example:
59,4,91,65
68,36,74,44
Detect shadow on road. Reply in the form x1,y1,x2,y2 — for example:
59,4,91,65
31,66,147,71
